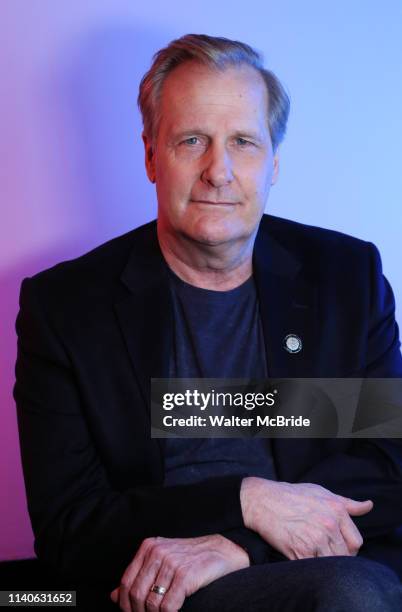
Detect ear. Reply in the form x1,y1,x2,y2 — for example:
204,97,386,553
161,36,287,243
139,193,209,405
271,150,280,185
142,132,156,183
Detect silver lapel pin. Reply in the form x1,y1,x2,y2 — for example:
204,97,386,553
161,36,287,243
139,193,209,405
284,334,302,354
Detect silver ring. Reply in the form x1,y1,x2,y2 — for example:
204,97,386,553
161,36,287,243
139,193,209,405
151,584,167,596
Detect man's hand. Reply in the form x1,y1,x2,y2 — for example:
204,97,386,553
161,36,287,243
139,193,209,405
240,477,373,560
110,534,249,612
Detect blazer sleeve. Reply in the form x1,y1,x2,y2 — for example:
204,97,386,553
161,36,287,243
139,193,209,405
299,242,402,538
14,277,246,588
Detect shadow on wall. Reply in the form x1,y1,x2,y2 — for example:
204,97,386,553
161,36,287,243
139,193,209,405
0,24,166,560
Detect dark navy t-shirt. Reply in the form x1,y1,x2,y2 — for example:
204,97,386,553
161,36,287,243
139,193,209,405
163,270,277,486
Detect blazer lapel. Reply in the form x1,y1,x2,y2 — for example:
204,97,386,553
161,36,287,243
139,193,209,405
114,223,173,411
253,223,317,378
253,222,319,481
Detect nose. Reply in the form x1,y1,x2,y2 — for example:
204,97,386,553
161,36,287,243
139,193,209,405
201,143,234,188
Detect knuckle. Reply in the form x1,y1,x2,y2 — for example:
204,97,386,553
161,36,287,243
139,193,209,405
129,587,142,602
142,536,158,552
147,545,164,564
149,552,163,568
175,566,188,583
163,558,177,575
151,541,166,557
322,516,338,532
120,577,131,591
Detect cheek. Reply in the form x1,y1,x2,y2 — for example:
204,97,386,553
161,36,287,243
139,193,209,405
156,165,200,220
158,159,198,196
240,166,272,203
255,163,274,199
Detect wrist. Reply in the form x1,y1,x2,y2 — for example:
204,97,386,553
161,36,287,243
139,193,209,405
240,476,262,530
215,534,250,568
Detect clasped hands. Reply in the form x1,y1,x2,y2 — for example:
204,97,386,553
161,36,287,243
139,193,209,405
111,478,373,611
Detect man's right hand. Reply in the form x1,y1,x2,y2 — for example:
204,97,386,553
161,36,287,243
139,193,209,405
240,477,373,560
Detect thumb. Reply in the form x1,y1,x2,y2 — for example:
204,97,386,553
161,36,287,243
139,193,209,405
341,497,374,516
110,588,119,603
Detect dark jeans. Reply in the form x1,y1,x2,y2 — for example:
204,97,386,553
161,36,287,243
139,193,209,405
40,533,401,610
182,556,402,612
74,555,402,611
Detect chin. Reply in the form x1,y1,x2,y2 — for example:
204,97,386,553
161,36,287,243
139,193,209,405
185,216,246,247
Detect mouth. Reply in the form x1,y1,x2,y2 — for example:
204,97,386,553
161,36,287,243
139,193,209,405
190,199,239,206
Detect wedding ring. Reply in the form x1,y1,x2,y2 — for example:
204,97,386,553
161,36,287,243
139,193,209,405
151,584,167,596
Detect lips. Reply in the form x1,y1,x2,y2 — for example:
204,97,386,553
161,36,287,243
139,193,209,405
190,199,238,205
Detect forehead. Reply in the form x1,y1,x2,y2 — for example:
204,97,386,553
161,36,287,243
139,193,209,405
158,61,269,133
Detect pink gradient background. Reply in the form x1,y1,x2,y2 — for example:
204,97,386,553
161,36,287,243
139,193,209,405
1,1,401,560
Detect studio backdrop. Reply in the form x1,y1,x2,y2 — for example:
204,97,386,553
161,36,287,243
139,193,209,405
1,0,401,560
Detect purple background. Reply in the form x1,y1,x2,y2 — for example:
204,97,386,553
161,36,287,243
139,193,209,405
1,1,401,560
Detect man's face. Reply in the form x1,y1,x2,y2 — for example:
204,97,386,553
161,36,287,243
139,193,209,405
144,61,279,247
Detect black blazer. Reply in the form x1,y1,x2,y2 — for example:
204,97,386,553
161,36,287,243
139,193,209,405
14,214,402,587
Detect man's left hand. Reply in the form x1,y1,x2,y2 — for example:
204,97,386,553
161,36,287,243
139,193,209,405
110,534,249,612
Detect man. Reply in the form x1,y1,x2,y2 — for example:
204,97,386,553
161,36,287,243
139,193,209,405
15,34,402,611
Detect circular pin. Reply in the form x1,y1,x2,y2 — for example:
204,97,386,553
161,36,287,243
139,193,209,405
284,334,302,354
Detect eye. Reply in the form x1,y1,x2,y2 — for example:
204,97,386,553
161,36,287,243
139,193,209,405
235,137,252,146
182,136,199,145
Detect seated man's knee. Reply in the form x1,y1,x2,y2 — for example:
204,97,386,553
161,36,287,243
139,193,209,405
314,557,402,612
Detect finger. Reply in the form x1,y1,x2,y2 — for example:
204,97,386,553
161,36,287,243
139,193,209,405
309,534,344,559
310,542,332,558
310,524,350,558
129,554,168,612
295,536,334,559
159,569,188,612
144,560,175,611
327,528,350,557
119,546,150,612
339,515,364,555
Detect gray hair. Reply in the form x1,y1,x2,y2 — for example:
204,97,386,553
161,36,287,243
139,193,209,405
138,34,290,152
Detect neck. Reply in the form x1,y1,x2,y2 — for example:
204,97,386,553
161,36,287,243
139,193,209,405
157,225,257,291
